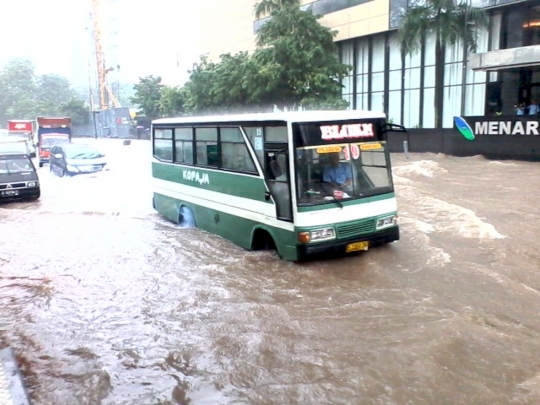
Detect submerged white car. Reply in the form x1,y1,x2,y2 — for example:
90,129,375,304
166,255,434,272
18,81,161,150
49,144,107,177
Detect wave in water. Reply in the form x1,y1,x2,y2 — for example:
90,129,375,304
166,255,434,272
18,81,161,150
393,160,449,178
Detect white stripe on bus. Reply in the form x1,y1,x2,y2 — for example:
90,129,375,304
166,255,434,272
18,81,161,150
154,179,295,232
155,178,397,230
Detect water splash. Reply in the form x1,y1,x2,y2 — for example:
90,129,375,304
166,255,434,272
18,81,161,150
393,160,448,178
179,206,196,228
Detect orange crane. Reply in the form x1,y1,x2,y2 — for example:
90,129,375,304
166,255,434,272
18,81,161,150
90,0,121,110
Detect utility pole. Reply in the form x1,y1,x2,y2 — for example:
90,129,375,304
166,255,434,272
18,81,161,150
87,59,97,138
460,0,470,116
85,25,98,138
116,65,121,104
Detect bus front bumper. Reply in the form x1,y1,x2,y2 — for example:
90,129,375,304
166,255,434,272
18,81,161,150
297,226,399,260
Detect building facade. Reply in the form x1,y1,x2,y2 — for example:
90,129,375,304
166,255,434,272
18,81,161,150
196,0,540,128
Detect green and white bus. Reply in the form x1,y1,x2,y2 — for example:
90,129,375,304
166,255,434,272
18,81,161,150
151,110,406,261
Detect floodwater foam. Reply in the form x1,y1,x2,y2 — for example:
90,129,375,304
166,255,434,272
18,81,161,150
392,160,448,178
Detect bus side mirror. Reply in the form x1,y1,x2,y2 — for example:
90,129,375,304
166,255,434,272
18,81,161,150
383,123,408,134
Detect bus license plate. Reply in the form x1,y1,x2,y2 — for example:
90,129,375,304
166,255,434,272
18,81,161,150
346,241,369,253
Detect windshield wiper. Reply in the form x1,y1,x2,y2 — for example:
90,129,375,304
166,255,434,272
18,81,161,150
328,194,344,209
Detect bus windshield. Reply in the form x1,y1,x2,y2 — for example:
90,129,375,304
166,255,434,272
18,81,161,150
296,142,393,205
293,119,394,206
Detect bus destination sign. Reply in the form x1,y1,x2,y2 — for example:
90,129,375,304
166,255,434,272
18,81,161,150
320,123,374,140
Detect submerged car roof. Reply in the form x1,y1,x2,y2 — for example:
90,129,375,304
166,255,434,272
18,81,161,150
62,144,96,149
0,153,31,159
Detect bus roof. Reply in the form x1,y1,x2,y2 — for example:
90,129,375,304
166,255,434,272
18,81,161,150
152,110,387,125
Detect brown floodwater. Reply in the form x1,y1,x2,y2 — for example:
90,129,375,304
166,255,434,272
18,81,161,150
0,139,539,405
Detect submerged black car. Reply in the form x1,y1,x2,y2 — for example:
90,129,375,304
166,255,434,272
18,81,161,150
50,144,107,177
0,153,40,202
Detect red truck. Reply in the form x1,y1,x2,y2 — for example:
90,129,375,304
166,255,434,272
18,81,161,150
36,117,72,167
7,120,36,157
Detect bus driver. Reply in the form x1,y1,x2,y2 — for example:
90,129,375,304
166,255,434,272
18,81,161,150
322,152,352,189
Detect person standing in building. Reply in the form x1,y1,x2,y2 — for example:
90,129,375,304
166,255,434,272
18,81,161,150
528,99,539,115
515,103,526,115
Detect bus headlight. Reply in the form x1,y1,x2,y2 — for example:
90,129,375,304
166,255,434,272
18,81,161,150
311,228,335,241
298,228,335,243
376,215,398,229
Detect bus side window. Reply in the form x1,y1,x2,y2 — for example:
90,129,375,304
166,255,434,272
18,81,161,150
195,127,218,167
154,128,173,161
243,126,265,167
220,127,256,173
242,125,287,169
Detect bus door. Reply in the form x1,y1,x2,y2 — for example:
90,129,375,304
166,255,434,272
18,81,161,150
264,143,292,222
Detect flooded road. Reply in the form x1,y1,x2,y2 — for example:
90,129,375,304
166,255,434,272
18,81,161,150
1,139,539,405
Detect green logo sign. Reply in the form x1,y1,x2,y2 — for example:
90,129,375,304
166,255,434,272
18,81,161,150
454,116,475,140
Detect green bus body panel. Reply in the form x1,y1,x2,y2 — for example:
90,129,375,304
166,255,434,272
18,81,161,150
153,193,298,261
153,163,398,261
296,192,396,212
154,192,181,224
152,161,269,202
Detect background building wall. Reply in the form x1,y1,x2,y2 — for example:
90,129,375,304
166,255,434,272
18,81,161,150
318,0,389,41
196,0,390,61
193,1,530,129
196,0,258,61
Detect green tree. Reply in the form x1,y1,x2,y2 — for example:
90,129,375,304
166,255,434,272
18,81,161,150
5,97,39,121
253,0,350,110
60,98,90,125
183,53,264,114
0,58,90,126
398,0,487,127
182,57,217,114
181,1,349,113
35,74,76,114
254,0,299,19
0,59,89,125
131,75,164,120
212,52,263,109
160,85,186,117
0,59,37,122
